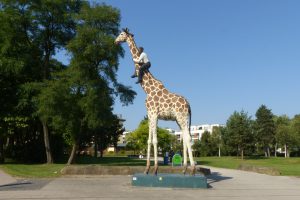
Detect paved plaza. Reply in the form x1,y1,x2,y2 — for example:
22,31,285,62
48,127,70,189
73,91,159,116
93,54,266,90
1,166,300,200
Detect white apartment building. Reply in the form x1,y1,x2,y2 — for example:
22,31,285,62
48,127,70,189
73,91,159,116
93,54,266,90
174,124,223,143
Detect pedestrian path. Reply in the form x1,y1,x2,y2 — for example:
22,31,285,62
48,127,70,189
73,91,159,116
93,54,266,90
0,169,16,186
1,166,300,200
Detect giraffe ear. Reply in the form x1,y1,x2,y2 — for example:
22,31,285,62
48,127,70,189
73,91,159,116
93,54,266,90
123,27,129,33
122,28,134,37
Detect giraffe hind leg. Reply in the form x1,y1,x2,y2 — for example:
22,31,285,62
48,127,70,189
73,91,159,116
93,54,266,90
182,164,188,175
144,161,151,174
190,164,196,176
154,164,158,175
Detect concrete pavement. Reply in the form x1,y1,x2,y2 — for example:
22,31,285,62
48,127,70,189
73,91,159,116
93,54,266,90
0,169,16,186
1,166,300,200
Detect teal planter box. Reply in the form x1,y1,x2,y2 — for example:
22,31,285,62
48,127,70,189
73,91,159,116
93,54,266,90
132,173,208,188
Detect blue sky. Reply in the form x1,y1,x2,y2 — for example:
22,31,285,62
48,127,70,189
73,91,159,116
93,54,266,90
57,0,300,131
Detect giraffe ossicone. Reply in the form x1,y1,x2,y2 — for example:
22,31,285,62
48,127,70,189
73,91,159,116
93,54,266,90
115,28,196,175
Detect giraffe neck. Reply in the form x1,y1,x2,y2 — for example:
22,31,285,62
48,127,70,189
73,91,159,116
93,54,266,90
126,36,164,95
126,36,140,72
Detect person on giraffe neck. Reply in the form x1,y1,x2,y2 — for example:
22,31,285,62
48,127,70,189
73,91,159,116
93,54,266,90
132,47,151,84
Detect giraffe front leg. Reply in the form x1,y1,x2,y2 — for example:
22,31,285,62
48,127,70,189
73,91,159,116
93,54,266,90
144,138,152,174
153,128,158,175
150,116,158,175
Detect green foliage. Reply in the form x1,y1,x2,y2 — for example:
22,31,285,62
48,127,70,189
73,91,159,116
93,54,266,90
255,105,276,156
126,119,176,154
226,110,254,159
274,115,296,149
0,1,135,164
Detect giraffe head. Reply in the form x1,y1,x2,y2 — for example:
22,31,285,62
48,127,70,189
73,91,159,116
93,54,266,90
115,28,134,45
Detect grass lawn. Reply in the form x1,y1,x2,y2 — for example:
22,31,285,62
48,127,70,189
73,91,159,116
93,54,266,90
0,163,65,178
1,156,300,178
0,156,147,178
196,156,300,176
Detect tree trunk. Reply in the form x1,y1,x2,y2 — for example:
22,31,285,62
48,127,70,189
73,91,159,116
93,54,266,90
42,121,53,164
264,146,268,157
0,137,4,163
67,143,77,165
267,147,270,157
284,144,287,158
94,141,98,158
241,149,244,160
286,145,290,158
218,145,221,157
274,143,277,157
5,137,9,148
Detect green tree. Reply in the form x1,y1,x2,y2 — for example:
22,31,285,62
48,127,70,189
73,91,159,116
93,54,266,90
126,120,149,154
199,131,212,157
291,115,300,155
126,119,175,155
192,131,215,157
255,105,276,157
0,0,42,163
32,0,82,164
192,140,201,157
0,1,136,164
274,115,295,158
60,3,135,164
211,126,223,157
0,0,82,164
226,110,254,159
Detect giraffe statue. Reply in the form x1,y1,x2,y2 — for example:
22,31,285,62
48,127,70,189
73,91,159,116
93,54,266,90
115,28,196,175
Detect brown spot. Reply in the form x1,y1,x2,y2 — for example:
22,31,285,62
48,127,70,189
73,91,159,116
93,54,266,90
179,108,183,112
166,99,171,103
150,101,154,106
159,85,163,89
176,102,181,107
172,97,178,102
164,104,168,108
149,80,153,85
179,98,185,103
160,98,165,103
148,97,152,101
163,89,168,94
151,91,156,96
169,93,175,98
157,91,162,96
154,96,159,102
151,86,155,91
132,48,137,54
146,88,150,93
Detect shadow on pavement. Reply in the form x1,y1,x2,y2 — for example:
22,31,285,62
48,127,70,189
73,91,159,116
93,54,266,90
206,172,233,188
0,179,52,191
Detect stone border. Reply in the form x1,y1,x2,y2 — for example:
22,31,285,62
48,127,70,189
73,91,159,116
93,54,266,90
61,165,211,176
238,164,281,176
